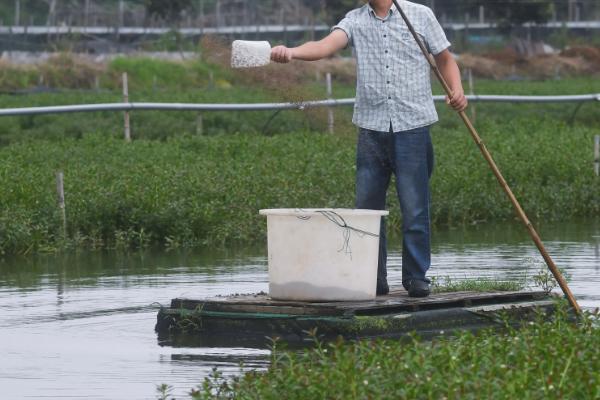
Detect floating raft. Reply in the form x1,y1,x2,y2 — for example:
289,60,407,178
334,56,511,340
156,288,557,346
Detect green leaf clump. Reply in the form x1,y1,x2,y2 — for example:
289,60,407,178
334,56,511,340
1,114,598,255
194,306,600,399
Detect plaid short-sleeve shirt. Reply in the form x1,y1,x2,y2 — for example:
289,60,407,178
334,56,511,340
332,1,450,132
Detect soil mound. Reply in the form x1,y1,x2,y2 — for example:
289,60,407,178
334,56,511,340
457,47,600,79
559,46,600,64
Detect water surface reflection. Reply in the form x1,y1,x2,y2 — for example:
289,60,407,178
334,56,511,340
0,219,598,399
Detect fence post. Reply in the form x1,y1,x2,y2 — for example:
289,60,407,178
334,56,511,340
468,68,476,124
326,72,334,134
122,72,131,142
14,0,20,26
56,171,67,238
568,0,574,21
47,0,56,41
464,12,470,49
84,0,90,27
118,0,124,40
200,0,205,34
594,135,599,176
196,113,204,135
216,0,221,28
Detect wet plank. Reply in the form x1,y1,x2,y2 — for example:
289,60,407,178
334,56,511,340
170,288,549,317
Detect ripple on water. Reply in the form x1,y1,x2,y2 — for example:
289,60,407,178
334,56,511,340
0,221,598,399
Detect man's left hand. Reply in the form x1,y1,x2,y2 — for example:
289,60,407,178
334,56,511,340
446,90,468,112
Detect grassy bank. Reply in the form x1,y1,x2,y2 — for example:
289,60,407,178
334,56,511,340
0,115,598,254
191,306,599,399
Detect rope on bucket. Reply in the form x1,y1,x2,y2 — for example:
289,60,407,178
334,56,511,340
295,209,379,258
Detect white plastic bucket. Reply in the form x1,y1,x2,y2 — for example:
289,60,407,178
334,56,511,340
259,208,389,301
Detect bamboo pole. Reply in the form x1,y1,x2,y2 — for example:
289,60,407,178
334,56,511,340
122,72,131,142
391,0,581,315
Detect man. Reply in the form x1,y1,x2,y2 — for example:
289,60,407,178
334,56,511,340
271,0,467,297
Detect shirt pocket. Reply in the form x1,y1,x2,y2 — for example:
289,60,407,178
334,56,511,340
398,28,427,56
399,30,412,42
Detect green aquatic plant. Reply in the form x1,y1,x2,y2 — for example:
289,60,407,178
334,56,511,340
192,304,600,399
1,70,599,254
430,275,525,293
531,263,571,294
156,384,175,400
0,121,598,255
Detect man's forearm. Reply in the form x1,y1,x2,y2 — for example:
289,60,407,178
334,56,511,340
433,50,468,111
291,41,339,61
437,57,463,94
271,30,348,63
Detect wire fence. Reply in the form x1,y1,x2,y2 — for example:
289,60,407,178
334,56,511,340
1,94,598,117
1,91,598,174
0,93,600,117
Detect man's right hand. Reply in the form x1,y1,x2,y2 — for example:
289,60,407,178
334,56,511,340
271,46,294,63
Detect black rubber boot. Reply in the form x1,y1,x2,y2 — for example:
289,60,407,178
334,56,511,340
406,279,430,298
376,280,389,296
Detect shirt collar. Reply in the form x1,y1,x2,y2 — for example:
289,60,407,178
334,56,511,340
367,2,398,19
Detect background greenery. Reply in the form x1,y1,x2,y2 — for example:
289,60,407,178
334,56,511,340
1,57,599,255
0,117,597,255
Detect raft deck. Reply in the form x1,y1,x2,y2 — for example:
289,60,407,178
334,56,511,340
156,288,557,346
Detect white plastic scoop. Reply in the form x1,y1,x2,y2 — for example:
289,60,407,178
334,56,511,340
231,40,271,68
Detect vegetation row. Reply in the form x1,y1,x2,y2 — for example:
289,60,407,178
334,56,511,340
1,57,599,254
0,114,597,254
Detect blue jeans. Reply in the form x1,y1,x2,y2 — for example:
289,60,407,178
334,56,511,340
355,125,434,289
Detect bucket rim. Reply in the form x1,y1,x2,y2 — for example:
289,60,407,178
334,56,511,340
259,208,389,217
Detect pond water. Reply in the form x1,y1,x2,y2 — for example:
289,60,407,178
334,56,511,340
0,219,598,399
